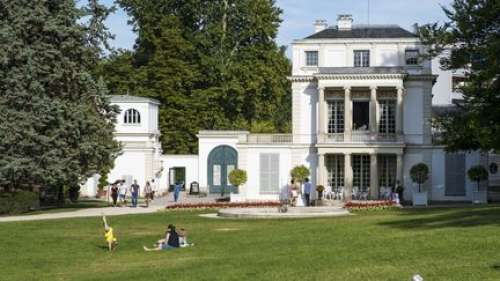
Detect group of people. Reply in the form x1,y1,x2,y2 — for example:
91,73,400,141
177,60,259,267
143,224,193,251
102,217,193,252
282,178,313,207
109,179,157,208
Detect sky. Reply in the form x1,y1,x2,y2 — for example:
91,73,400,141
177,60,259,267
100,0,454,56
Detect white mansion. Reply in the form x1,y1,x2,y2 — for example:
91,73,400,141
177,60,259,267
82,15,499,203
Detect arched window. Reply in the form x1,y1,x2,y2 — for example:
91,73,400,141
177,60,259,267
124,109,141,124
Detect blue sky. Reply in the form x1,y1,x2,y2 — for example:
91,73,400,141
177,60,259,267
100,0,454,55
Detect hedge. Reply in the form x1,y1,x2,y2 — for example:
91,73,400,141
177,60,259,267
0,191,38,215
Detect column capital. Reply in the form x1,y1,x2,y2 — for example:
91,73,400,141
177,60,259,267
370,85,378,91
318,86,326,91
343,86,351,91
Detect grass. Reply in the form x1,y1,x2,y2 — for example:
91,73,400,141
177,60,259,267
25,199,110,215
1,206,500,281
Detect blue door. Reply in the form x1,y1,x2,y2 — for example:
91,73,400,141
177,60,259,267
208,146,238,194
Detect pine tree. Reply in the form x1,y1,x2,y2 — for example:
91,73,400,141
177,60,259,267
0,0,120,196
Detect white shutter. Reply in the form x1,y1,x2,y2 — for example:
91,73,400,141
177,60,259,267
260,154,280,194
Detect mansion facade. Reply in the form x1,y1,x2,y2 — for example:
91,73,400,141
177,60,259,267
82,15,499,203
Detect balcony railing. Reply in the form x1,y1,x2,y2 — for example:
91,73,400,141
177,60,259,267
244,133,404,144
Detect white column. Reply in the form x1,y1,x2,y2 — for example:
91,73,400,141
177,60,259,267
344,153,352,201
318,87,326,141
318,153,326,199
370,86,378,135
396,153,404,184
344,86,352,141
370,153,379,200
396,87,404,135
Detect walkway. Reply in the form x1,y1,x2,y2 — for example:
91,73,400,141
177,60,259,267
0,192,216,223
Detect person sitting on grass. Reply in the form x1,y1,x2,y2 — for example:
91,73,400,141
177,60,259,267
178,228,194,247
102,216,117,251
143,224,179,251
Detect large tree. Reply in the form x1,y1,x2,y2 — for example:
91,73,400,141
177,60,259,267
419,0,500,152
0,0,120,195
97,0,291,154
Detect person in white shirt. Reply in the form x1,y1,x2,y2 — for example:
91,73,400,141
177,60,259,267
118,180,128,206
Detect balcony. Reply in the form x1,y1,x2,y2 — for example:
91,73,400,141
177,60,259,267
243,133,403,145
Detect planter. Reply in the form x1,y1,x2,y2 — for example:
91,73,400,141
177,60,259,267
472,190,487,204
412,191,428,206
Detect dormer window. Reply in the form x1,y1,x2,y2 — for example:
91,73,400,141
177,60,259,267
354,50,370,67
124,108,141,124
305,51,318,66
405,49,419,65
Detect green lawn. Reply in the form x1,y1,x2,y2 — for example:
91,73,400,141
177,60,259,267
1,206,500,281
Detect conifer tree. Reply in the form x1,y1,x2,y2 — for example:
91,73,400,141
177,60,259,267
0,0,120,196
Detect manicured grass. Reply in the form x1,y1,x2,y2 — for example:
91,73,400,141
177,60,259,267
1,206,500,281
25,199,111,215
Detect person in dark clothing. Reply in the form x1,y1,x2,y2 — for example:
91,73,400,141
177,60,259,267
143,224,180,251
130,180,140,207
110,184,119,207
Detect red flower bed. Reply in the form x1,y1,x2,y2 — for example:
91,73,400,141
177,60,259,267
165,201,281,210
344,200,396,209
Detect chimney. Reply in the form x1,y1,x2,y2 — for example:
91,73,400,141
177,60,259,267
337,14,353,31
314,19,328,33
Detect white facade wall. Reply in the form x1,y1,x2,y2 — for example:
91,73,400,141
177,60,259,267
197,132,243,193
159,155,199,193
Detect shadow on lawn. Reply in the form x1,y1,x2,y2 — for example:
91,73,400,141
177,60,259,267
378,205,500,230
491,264,500,271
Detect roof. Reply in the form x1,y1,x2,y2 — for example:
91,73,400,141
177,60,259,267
306,24,418,39
317,67,407,75
109,95,161,105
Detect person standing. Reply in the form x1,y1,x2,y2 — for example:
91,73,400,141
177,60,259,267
118,180,127,206
303,178,312,207
144,181,153,207
173,182,182,203
130,180,140,207
110,184,119,207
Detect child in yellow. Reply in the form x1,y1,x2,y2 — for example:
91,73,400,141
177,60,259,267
102,216,117,251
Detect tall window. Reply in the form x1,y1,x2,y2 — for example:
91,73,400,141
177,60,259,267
352,101,370,130
378,155,396,188
305,51,318,66
405,50,419,65
352,155,370,192
354,50,370,67
327,155,344,191
328,100,344,134
124,108,141,124
445,153,466,196
379,100,396,134
260,154,279,194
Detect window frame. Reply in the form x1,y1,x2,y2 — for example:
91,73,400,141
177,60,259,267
305,51,319,66
123,108,141,125
405,49,419,66
354,50,370,67
259,153,280,194
378,99,396,134
327,99,345,134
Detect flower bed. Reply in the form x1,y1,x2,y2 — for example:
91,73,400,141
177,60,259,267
344,200,397,209
165,201,280,210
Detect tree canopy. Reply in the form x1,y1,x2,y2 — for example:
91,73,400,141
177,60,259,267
419,0,500,152
96,0,291,154
0,0,120,193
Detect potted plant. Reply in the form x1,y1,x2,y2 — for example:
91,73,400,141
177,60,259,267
228,169,247,202
290,165,310,207
316,185,325,200
410,163,429,206
467,165,488,204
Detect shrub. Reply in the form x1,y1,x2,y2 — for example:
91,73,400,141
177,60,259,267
410,163,429,192
291,165,310,189
0,191,38,215
467,165,489,191
228,169,247,188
